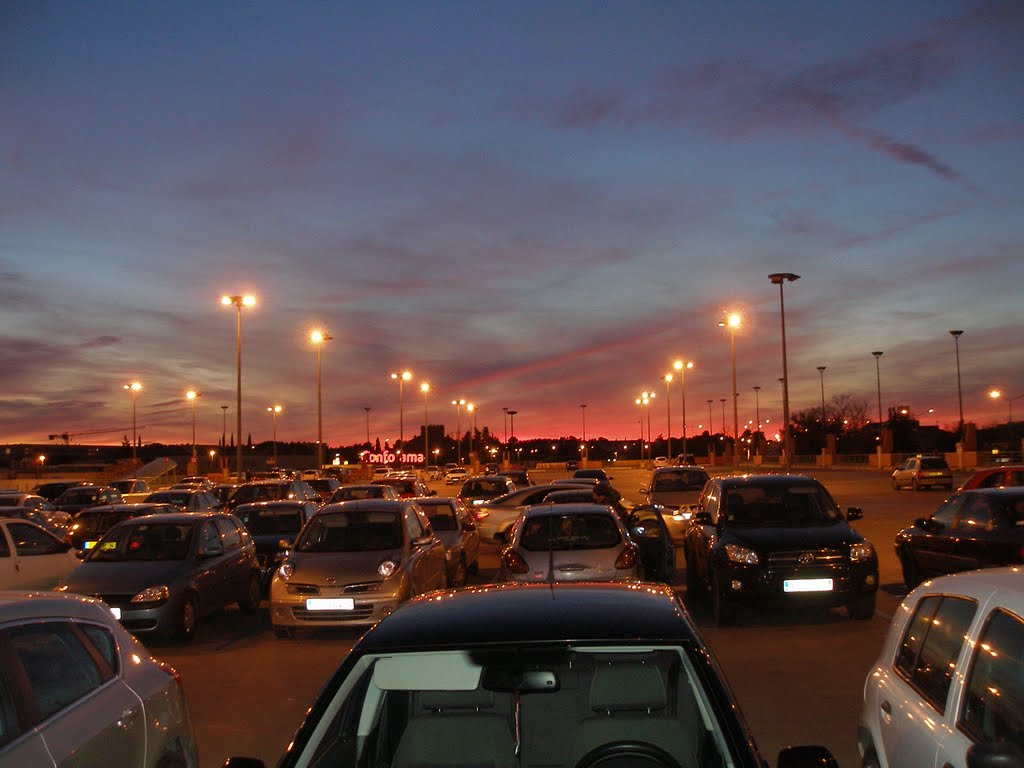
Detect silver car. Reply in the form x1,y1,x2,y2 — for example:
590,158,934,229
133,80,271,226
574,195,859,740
499,503,640,583
640,466,710,543
269,499,448,637
0,591,197,766
414,496,480,586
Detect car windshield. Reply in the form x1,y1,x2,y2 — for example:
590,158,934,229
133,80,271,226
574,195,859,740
240,505,305,535
89,523,194,561
148,492,193,506
234,484,287,504
73,510,130,535
288,646,736,768
520,514,621,551
296,511,403,552
722,486,840,527
652,470,708,492
60,489,99,504
334,487,387,501
463,480,506,497
920,458,949,470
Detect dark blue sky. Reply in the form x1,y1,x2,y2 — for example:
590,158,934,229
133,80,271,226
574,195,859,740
2,1,1022,448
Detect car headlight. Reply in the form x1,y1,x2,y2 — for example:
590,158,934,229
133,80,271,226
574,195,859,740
277,562,294,581
378,559,400,578
850,542,875,562
130,585,170,604
725,544,760,565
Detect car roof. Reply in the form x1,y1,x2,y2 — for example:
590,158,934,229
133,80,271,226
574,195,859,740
960,486,1024,499
320,499,411,513
78,503,175,512
716,473,822,489
523,502,615,516
652,466,708,474
113,511,226,524
909,566,1024,612
0,591,117,622
357,582,701,650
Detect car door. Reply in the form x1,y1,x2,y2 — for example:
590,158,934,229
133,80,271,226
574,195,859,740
403,508,444,594
948,495,1001,573
455,499,480,568
627,505,675,583
911,495,965,579
194,520,229,612
0,521,78,590
214,516,251,604
687,486,721,590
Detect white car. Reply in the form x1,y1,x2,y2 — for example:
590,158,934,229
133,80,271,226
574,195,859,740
0,590,197,766
444,467,469,485
0,517,80,590
859,566,1024,768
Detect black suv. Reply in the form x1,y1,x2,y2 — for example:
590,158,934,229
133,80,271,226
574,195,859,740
682,474,878,625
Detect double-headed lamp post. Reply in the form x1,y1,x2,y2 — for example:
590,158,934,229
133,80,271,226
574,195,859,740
124,382,142,463
221,294,256,478
421,383,430,470
451,398,466,464
310,330,333,470
769,272,800,466
718,312,741,468
990,389,1024,424
267,405,282,466
391,371,412,446
186,390,200,468
673,360,693,458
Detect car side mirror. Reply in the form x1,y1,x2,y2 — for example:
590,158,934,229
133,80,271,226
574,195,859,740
846,507,863,521
413,534,433,547
639,486,649,494
75,548,86,559
914,516,934,530
776,745,838,768
692,511,712,525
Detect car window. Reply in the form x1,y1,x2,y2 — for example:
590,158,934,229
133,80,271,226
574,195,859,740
91,523,193,561
520,513,621,551
0,530,9,558
629,506,667,539
241,506,305,535
78,623,119,673
215,517,243,549
959,608,1024,748
5,622,108,722
929,494,965,529
721,486,839,527
920,458,949,470
955,496,994,531
404,508,424,541
425,506,459,532
894,594,977,714
976,472,1006,489
8,522,63,555
296,511,403,552
1008,471,1024,487
652,470,708,491
199,521,221,553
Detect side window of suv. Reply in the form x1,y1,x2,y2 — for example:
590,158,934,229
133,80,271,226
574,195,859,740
959,609,1024,747
894,595,977,713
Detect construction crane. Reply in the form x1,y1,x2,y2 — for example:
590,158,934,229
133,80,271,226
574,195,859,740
48,427,139,445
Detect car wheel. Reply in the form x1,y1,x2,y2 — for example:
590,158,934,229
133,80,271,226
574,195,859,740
175,595,198,643
238,575,261,612
273,625,296,639
899,548,921,591
912,478,920,492
861,746,881,768
847,591,876,620
891,476,900,490
712,576,734,627
451,556,468,587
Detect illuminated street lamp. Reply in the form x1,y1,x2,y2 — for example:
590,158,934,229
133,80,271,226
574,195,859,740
267,405,282,465
663,374,673,460
420,383,430,470
467,403,477,465
123,381,142,463
769,272,800,466
391,370,413,447
990,389,1024,423
186,390,200,468
221,293,256,478
37,454,46,478
718,313,741,468
310,329,333,470
580,404,587,461
673,360,694,457
950,330,965,437
451,398,466,464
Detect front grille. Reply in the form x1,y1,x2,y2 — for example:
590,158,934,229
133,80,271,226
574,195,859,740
290,605,375,622
765,548,850,591
343,582,382,594
767,548,845,568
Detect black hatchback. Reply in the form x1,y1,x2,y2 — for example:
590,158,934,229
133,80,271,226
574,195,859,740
895,486,1024,589
682,474,878,625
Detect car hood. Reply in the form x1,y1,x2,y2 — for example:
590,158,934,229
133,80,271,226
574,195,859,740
289,549,404,584
726,523,862,551
649,490,702,509
62,560,192,593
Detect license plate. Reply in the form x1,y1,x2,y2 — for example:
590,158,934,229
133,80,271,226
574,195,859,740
783,578,833,593
305,598,354,611
83,541,97,550
110,607,122,620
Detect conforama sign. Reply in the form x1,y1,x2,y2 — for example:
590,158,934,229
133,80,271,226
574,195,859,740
360,451,425,465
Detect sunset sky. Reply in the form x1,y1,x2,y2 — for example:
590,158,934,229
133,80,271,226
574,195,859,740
2,1,1022,450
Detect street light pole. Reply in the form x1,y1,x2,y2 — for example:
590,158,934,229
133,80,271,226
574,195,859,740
673,360,693,458
753,385,761,456
124,382,142,464
267,405,282,466
186,390,199,468
502,407,509,464
391,371,412,447
311,330,332,471
769,272,800,467
451,399,466,464
421,383,430,471
507,410,518,463
467,403,476,465
719,313,741,468
707,399,713,436
364,407,371,445
663,374,673,461
950,330,964,438
221,294,256,478
872,351,884,424
580,404,587,462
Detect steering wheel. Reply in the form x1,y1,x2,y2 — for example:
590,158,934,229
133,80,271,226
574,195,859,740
574,741,684,768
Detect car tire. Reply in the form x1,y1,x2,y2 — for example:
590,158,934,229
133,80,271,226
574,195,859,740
891,476,900,490
712,577,734,627
175,595,198,643
847,591,876,620
238,575,261,612
273,625,296,639
467,558,479,575
912,478,920,492
899,548,921,591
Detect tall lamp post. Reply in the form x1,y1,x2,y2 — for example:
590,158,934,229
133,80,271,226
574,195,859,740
753,385,761,456
502,407,510,464
673,360,693,458
124,381,142,463
220,405,228,449
663,374,673,460
872,351,884,424
420,382,430,470
363,407,371,445
390,371,412,447
718,313,741,468
769,272,800,466
580,403,587,462
467,403,476,466
507,410,518,463
707,399,714,436
186,390,200,470
451,399,466,464
310,330,332,470
267,405,282,466
817,365,827,452
950,330,964,438
221,294,256,478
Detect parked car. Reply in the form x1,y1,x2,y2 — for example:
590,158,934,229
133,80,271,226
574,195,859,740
894,487,1024,589
372,476,434,499
2,506,68,537
891,455,954,491
181,476,214,490
57,511,261,642
959,464,1024,490
225,582,839,768
444,467,470,485
859,566,1024,768
66,502,180,553
564,459,580,471
414,496,480,586
500,468,533,487
641,466,711,543
211,482,240,505
144,488,222,513
269,499,448,636
499,503,642,583
305,476,341,502
653,455,669,467
474,482,595,543
682,474,879,625
234,500,319,592
0,492,69,529
329,483,399,503
0,518,80,590
573,467,612,482
109,478,152,498
54,485,123,515
0,591,198,767
31,480,91,503
224,478,318,512
458,475,517,507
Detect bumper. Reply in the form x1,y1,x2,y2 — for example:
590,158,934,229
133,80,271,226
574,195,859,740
716,562,878,606
270,586,403,628
100,596,182,636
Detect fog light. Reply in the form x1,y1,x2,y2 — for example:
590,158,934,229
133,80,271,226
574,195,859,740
730,580,743,591
865,573,877,587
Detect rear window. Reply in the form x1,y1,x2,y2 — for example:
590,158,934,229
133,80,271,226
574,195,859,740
296,511,403,552
920,458,950,470
520,513,621,551
652,470,709,491
240,506,305,535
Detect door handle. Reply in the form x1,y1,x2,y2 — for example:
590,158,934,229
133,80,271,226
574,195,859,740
880,699,892,725
117,707,138,729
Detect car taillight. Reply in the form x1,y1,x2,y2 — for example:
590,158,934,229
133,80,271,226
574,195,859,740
614,545,639,570
501,548,529,574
